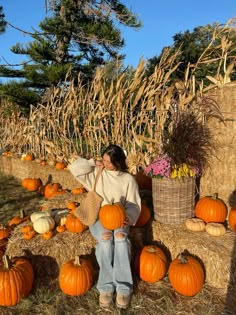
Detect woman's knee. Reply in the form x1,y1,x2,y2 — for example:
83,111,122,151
101,231,113,240
115,232,126,240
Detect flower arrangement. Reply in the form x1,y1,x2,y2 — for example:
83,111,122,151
144,109,214,179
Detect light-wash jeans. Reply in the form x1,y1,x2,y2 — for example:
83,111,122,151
89,220,133,295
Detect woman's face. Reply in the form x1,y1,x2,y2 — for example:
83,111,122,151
102,153,116,171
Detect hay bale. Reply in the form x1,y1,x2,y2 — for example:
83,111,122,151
151,221,236,291
6,225,97,279
39,191,87,210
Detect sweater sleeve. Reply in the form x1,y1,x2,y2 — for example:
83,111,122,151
124,177,141,226
68,157,96,191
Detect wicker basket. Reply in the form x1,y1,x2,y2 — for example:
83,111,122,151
152,177,195,224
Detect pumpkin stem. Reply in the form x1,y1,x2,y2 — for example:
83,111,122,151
146,247,157,253
74,256,81,266
212,193,218,200
178,254,188,264
20,209,26,218
3,255,11,269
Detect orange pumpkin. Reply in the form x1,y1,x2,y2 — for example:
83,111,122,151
24,154,34,161
135,202,152,227
67,201,79,213
56,225,66,233
99,201,126,230
44,183,62,199
59,256,94,296
0,255,34,306
55,162,67,170
43,230,54,240
0,225,9,240
8,210,30,227
23,230,36,240
168,254,205,296
71,187,87,194
134,245,167,283
21,225,34,234
65,214,87,233
228,206,236,232
195,193,227,223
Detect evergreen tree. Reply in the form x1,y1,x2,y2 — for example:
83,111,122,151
0,0,142,112
145,22,236,84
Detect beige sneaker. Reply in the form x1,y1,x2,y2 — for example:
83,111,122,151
116,293,131,309
99,292,113,308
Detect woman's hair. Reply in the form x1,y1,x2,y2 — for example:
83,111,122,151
102,144,128,172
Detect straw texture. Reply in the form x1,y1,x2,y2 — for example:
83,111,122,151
152,177,195,224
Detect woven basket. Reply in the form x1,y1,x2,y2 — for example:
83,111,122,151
152,177,195,224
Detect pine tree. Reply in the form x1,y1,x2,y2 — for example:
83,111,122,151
0,0,142,112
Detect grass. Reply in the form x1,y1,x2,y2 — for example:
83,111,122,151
0,173,235,315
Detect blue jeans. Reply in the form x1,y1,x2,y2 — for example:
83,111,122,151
89,220,133,295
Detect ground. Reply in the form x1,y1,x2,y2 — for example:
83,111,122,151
0,173,234,315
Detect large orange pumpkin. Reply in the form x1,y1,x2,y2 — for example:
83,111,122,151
228,206,236,232
99,201,126,230
134,245,167,283
0,255,34,306
59,256,94,296
65,214,87,233
168,254,205,296
195,193,227,223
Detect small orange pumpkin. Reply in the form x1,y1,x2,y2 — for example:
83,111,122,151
195,193,227,223
8,210,30,227
24,154,34,161
56,225,66,233
55,162,67,170
67,201,79,213
99,201,126,230
65,214,87,233
0,225,9,240
71,187,87,194
43,230,54,240
44,183,62,199
168,254,205,296
59,256,94,296
23,230,36,240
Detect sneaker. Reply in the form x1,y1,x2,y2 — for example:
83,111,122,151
116,293,131,309
99,292,113,308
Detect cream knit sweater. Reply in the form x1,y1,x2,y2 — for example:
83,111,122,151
68,157,141,225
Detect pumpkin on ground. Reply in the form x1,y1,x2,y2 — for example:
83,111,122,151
99,201,126,230
168,254,205,296
134,245,167,283
195,193,227,223
65,214,87,233
59,256,94,296
228,206,236,232
0,255,34,306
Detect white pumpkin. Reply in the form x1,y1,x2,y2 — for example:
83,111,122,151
30,210,52,223
54,209,69,225
185,218,206,232
33,216,55,234
205,222,226,236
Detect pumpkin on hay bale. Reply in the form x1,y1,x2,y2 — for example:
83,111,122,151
5,225,97,279
151,221,236,291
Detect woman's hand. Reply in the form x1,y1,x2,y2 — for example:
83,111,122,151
122,217,130,227
95,159,104,167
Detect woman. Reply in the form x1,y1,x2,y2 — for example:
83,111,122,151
68,144,141,309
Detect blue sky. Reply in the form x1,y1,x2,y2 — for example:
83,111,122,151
0,0,236,68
